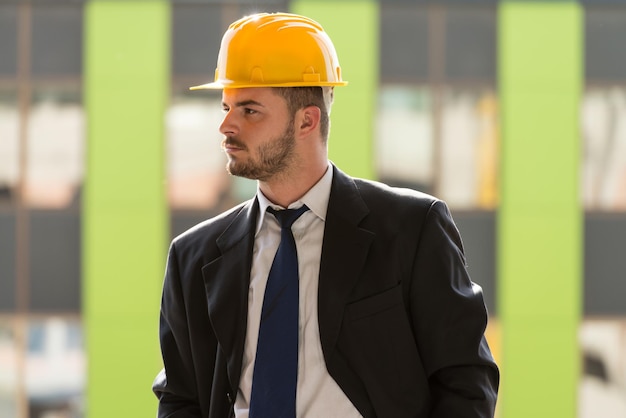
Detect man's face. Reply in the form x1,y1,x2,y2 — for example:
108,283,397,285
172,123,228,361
219,88,295,181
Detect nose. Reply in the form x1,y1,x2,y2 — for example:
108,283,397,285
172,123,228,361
219,109,238,136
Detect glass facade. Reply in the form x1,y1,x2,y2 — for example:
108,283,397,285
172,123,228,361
376,3,498,208
580,11,626,413
1,2,85,417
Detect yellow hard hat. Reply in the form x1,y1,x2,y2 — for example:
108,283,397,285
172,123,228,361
190,12,348,90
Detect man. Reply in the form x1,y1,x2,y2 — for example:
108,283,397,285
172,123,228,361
153,12,499,418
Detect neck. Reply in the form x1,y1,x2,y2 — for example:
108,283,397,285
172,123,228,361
259,159,328,208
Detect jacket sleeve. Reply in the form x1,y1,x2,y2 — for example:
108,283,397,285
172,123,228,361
410,200,499,417
152,242,203,417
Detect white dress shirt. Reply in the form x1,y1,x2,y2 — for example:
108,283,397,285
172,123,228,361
234,164,362,418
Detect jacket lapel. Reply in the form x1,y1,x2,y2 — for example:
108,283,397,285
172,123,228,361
201,198,259,395
318,166,375,361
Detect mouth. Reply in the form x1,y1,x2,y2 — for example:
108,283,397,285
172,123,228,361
222,138,246,154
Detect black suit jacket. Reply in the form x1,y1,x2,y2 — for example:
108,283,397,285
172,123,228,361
153,165,499,417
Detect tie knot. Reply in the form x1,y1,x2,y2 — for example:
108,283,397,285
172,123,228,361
267,205,309,229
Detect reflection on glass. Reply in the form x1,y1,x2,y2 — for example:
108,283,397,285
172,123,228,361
0,89,18,204
375,85,433,191
0,319,17,418
582,87,626,210
167,93,232,209
440,88,499,209
26,317,84,418
26,86,84,209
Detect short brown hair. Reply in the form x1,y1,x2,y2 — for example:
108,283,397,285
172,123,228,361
273,87,331,142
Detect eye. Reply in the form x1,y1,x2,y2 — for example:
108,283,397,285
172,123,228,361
244,108,257,115
221,105,230,113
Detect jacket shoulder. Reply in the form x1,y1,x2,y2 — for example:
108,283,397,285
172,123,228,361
352,176,440,213
171,199,252,256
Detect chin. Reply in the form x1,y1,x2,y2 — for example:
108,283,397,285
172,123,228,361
226,163,252,180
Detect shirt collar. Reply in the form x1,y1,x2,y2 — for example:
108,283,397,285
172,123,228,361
255,163,333,235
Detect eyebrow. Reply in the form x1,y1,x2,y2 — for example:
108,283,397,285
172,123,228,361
223,99,265,108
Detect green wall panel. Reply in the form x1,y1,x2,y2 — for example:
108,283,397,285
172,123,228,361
83,1,169,416
498,2,582,417
292,0,378,179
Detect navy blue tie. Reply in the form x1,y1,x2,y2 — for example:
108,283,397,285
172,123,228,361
249,205,309,418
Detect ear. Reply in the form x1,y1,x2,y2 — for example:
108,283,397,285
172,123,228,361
296,105,321,137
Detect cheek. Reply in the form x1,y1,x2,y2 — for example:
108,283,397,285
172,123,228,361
246,125,281,142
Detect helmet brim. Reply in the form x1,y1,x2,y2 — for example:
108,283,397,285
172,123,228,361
189,80,348,90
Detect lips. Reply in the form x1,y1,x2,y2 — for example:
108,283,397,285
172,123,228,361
223,138,246,153
224,144,242,153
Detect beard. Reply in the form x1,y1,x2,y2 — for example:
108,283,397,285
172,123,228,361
224,119,296,181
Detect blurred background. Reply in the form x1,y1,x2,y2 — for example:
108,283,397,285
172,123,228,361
0,0,625,417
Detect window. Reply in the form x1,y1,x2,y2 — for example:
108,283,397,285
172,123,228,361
377,3,498,209
583,8,626,210
440,87,498,209
25,86,83,209
376,85,433,192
